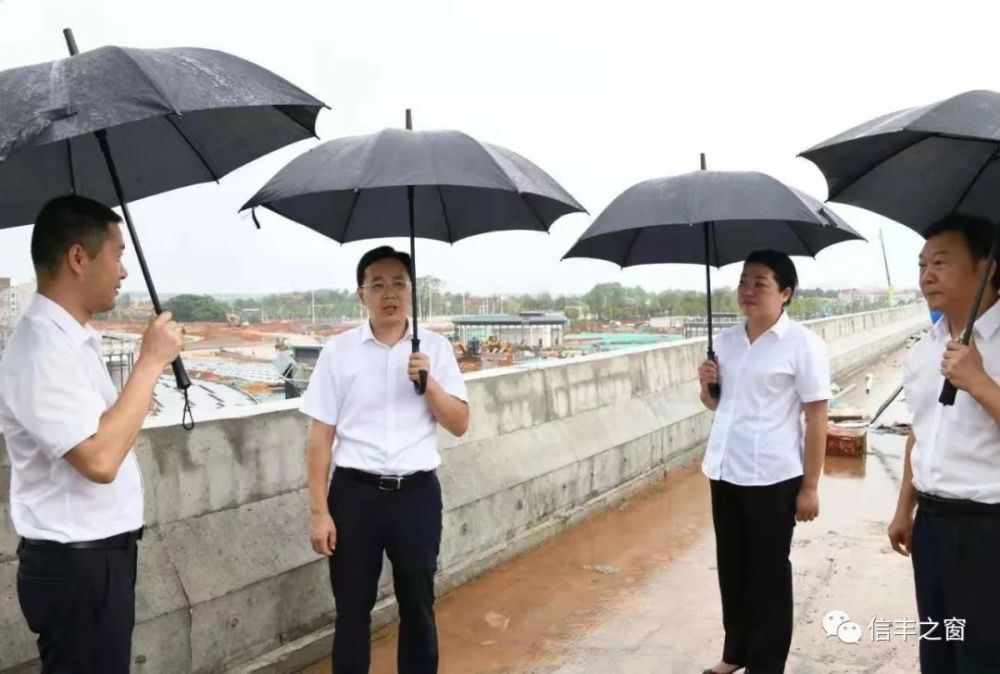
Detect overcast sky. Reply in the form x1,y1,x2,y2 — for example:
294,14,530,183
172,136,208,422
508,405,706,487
0,0,992,297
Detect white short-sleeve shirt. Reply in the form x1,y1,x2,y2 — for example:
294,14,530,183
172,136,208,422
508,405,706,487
0,295,144,542
300,320,468,475
904,301,1000,504
702,312,831,486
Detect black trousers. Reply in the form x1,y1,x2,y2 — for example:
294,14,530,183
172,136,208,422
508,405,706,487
16,536,139,674
328,468,443,674
912,503,1000,674
710,476,801,674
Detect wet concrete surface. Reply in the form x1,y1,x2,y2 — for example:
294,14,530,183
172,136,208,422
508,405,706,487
302,343,922,673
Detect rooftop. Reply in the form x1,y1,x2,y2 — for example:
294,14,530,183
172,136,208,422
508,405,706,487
452,311,569,326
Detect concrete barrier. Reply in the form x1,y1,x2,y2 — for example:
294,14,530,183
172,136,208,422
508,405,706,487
0,305,927,673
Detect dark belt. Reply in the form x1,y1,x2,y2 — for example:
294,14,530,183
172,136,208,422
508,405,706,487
20,527,144,551
917,492,1000,516
337,467,434,492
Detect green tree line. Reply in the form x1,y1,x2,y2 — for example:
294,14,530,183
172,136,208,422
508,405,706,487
120,281,899,324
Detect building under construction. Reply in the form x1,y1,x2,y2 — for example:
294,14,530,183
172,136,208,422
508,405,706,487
452,311,569,350
0,278,35,353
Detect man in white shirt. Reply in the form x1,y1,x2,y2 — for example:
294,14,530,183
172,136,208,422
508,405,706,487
302,246,469,674
0,195,182,673
888,215,1000,672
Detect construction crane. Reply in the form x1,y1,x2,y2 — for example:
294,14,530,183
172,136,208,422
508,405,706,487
879,228,894,305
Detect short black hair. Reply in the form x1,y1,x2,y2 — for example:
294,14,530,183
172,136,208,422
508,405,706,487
925,214,1000,290
31,195,122,277
745,249,798,307
356,246,413,287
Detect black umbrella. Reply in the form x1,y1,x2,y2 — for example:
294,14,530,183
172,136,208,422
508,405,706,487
0,29,325,428
800,89,1000,405
242,109,585,393
563,154,865,398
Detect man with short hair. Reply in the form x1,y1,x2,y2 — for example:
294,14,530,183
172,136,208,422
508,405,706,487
303,245,469,674
0,195,182,673
888,214,1000,672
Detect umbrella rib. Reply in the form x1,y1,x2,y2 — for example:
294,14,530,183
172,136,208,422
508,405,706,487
275,105,319,139
435,184,456,244
786,220,818,258
622,227,643,267
710,221,722,267
413,135,455,245
341,189,361,242
478,147,549,231
946,147,1000,221
521,195,550,232
826,133,932,202
339,132,385,241
164,115,220,182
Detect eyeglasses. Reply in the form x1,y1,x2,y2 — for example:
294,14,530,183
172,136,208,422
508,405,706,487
361,280,411,294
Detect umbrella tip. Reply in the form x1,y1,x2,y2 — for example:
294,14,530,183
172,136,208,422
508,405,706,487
63,28,79,56
405,108,412,130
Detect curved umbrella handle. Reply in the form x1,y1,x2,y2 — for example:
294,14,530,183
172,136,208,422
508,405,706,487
412,336,427,395
172,358,191,390
707,350,721,400
171,358,194,430
939,381,958,405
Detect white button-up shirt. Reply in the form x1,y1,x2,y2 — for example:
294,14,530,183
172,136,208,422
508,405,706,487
300,320,468,475
905,301,1000,504
0,295,144,542
702,312,831,486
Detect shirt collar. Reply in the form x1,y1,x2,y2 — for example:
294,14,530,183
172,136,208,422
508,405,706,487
27,294,102,346
770,311,791,338
933,300,1000,341
361,319,413,344
743,310,791,341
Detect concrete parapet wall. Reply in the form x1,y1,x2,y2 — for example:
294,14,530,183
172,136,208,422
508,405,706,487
0,305,927,673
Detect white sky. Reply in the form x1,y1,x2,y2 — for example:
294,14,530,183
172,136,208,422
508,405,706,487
0,0,991,297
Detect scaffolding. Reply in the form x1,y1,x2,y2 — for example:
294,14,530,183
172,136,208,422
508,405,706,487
0,283,22,354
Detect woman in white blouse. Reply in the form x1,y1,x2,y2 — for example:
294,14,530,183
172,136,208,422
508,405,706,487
697,250,830,674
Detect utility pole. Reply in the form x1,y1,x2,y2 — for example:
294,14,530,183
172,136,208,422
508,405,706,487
879,228,894,305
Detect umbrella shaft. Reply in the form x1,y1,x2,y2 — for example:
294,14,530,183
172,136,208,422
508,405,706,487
703,222,713,353
407,185,418,342
959,233,1000,345
939,231,1000,406
94,131,162,314
93,128,192,397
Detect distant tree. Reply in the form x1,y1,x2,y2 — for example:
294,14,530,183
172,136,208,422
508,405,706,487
163,294,231,322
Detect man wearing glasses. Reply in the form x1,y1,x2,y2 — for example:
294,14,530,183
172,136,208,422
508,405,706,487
302,245,469,674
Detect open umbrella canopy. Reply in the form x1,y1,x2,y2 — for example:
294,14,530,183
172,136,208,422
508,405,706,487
0,41,325,228
241,126,584,241
800,89,1000,405
800,89,1000,235
563,170,864,267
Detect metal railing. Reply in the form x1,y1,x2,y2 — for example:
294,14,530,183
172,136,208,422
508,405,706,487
102,334,138,392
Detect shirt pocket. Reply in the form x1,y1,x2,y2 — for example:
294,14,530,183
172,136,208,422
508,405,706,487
765,370,795,395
